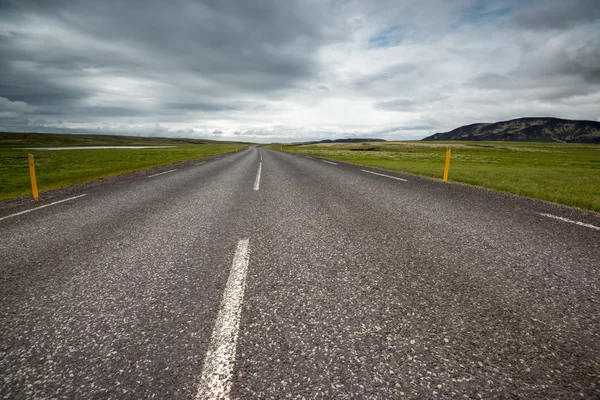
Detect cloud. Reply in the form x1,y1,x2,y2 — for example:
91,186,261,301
0,96,30,120
353,63,422,93
0,0,599,142
212,129,223,135
167,102,238,112
368,25,405,48
512,0,600,31
470,25,600,103
376,98,415,111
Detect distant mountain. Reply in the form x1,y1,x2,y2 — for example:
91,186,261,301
422,117,600,143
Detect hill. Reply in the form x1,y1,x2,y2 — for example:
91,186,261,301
422,117,600,143
0,131,250,148
300,138,386,145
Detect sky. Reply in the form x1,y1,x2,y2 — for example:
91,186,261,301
0,0,599,143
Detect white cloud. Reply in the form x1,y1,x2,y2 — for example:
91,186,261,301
0,97,30,119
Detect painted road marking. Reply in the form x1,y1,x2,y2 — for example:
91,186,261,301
196,239,250,400
195,161,206,165
361,169,408,182
148,169,177,178
0,194,88,222
253,162,262,191
260,154,263,161
322,160,337,165
538,213,600,231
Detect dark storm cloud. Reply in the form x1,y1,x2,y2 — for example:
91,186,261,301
73,106,150,118
0,55,88,108
74,0,323,90
0,24,137,110
513,34,600,87
0,0,328,118
471,34,600,102
553,40,600,84
513,0,600,31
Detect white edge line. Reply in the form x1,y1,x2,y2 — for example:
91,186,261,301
148,169,177,178
361,169,408,182
0,194,88,222
538,213,600,231
253,162,262,191
196,239,250,400
322,160,337,165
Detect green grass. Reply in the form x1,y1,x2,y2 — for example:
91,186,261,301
0,132,248,199
0,131,248,148
268,141,600,212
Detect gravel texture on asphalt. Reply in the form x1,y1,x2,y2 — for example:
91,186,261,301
1,147,599,399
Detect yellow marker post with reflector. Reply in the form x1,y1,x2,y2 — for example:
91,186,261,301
443,146,452,182
28,153,39,200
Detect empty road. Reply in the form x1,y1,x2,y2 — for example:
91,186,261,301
1,147,599,399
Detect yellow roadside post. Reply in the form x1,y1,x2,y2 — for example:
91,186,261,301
28,153,39,200
443,146,452,182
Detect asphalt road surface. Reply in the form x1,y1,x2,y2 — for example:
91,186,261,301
1,147,599,399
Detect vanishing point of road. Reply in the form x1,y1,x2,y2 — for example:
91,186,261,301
1,147,599,399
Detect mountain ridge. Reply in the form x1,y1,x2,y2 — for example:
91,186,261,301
422,117,600,143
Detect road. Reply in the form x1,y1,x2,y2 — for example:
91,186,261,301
1,146,599,399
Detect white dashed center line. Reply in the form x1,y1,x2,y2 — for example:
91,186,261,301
148,169,177,178
538,213,600,231
0,194,88,222
361,169,408,182
196,239,251,400
321,160,337,165
253,162,262,191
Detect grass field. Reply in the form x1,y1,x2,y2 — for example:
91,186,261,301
270,141,600,213
0,132,247,200
0,131,237,148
